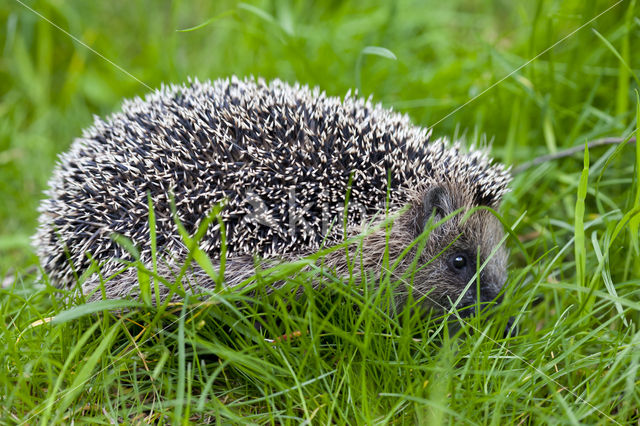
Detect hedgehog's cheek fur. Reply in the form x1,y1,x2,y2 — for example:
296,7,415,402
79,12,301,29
402,200,509,315
407,247,507,316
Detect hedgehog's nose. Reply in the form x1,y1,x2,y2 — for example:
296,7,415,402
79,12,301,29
479,270,506,303
485,290,504,305
477,278,503,306
480,284,501,304
460,273,504,312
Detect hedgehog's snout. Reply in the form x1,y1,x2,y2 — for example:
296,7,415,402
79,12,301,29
461,273,505,308
414,208,508,316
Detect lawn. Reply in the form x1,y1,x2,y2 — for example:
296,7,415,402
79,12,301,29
1,0,639,423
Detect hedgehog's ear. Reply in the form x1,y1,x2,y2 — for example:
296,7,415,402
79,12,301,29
418,186,451,233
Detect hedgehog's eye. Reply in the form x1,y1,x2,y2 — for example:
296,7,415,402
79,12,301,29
450,253,468,270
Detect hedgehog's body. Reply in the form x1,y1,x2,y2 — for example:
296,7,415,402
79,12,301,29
35,77,511,313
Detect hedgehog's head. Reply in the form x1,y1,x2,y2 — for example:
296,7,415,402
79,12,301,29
402,181,508,317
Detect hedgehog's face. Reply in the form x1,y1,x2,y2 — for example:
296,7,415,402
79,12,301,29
409,184,508,317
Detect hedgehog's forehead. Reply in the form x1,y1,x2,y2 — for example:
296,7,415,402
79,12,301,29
451,209,505,254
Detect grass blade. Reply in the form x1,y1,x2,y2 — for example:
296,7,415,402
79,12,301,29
592,28,640,88
54,319,122,419
629,91,640,258
52,300,143,324
148,193,160,305
574,143,589,303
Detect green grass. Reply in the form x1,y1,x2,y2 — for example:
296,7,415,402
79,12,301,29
2,0,640,423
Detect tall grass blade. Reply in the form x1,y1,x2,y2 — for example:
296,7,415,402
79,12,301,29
629,91,640,258
148,193,160,305
615,0,636,120
574,143,589,303
52,300,143,324
55,320,122,419
592,28,640,89
39,320,101,425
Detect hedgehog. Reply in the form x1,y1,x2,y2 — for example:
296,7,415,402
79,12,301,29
34,76,511,315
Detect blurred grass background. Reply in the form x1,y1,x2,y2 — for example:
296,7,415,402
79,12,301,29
2,0,640,423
